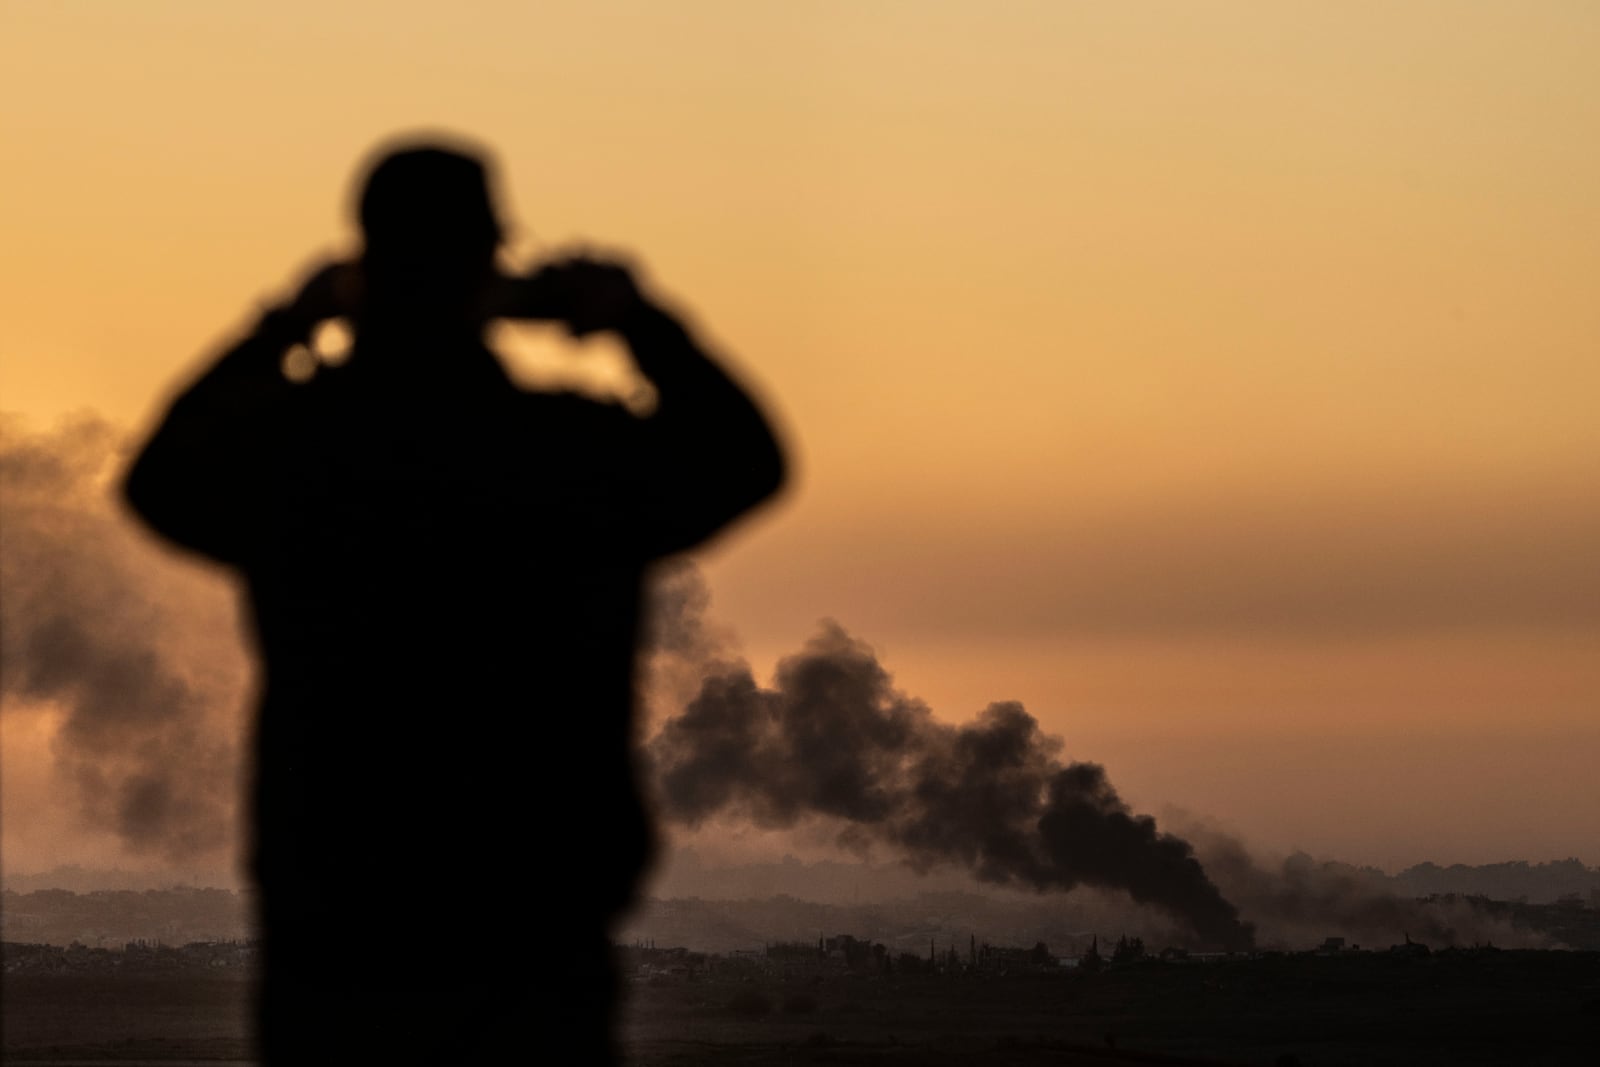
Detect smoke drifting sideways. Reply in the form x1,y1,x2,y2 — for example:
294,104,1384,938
1183,830,1553,950
0,414,246,866
644,565,1555,951
644,567,1254,951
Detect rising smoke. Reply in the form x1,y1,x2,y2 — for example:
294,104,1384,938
644,566,1554,951
644,570,1254,950
0,414,245,864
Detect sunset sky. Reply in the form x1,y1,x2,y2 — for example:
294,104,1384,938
3,2,1596,878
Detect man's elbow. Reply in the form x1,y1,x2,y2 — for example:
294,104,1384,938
747,437,788,512
121,450,165,531
120,452,240,565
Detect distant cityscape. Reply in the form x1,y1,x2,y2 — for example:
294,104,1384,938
4,881,1598,982
8,892,1600,985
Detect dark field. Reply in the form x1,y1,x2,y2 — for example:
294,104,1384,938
2,972,253,1064
5,952,1598,1065
624,951,1600,1065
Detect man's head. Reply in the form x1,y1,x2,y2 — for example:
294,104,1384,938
355,139,503,316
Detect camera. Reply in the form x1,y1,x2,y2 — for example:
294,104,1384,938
488,263,572,322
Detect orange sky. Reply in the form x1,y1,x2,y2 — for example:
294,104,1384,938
3,2,1597,874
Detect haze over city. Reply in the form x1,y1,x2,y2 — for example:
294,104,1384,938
3,1,1597,897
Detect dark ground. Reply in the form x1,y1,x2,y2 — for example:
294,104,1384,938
622,951,1600,1066
2,971,253,1063
4,951,1598,1065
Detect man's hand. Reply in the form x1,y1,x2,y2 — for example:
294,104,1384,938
492,253,649,337
550,255,646,338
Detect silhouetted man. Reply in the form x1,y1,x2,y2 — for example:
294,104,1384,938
124,139,785,1064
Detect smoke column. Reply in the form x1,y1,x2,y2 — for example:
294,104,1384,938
645,579,1254,950
0,414,245,864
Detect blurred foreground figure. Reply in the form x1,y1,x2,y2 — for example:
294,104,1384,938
125,139,785,1064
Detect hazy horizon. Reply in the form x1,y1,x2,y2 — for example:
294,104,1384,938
7,844,1599,893
2,411,1596,909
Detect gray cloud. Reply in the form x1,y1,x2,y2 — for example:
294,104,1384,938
644,565,1557,950
644,571,1252,949
1,413,245,862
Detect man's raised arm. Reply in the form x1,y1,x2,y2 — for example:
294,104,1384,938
123,265,342,562
623,299,787,555
517,255,788,557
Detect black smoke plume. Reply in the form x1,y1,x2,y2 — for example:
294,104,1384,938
1,414,245,862
644,569,1557,950
645,592,1254,950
